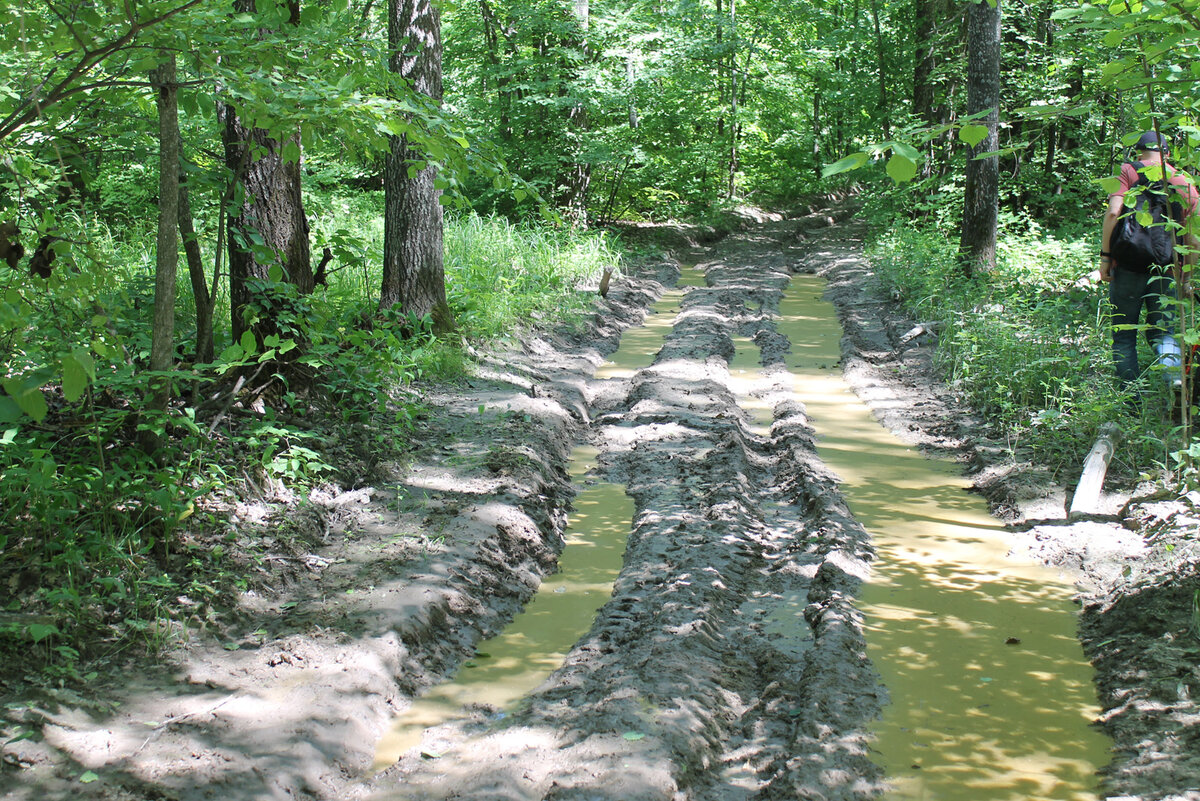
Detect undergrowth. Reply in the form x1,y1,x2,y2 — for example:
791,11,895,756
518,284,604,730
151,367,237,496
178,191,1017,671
0,198,620,681
868,215,1184,481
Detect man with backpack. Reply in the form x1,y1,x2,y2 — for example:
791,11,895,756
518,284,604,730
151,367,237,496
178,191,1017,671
1100,130,1198,405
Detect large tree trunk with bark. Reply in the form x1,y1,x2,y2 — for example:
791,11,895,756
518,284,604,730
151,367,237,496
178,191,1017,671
382,0,453,331
219,0,313,344
959,0,1001,276
142,54,179,456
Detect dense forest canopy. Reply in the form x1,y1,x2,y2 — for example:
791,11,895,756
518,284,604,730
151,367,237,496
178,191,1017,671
4,0,1200,665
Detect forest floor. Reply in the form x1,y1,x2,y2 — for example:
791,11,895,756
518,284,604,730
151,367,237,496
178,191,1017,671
3,209,1200,801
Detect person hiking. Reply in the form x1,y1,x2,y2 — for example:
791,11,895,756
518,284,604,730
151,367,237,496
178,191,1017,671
1100,130,1198,406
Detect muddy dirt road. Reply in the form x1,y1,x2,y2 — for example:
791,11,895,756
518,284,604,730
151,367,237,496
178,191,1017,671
4,212,1200,801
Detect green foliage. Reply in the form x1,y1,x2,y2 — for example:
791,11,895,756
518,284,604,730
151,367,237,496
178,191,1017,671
0,189,617,675
869,218,1142,476
445,213,618,338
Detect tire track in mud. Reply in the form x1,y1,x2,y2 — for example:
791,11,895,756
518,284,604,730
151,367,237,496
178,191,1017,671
369,228,885,800
2,219,886,801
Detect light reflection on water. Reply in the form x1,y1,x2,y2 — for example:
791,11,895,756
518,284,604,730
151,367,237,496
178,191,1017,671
772,275,1110,801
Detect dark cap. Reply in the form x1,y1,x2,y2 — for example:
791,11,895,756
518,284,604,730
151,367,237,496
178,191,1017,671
1136,130,1171,154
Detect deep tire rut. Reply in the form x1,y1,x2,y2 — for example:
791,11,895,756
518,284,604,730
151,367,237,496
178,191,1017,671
370,227,884,801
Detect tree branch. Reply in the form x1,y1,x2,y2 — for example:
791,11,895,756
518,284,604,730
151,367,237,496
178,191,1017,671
0,0,208,143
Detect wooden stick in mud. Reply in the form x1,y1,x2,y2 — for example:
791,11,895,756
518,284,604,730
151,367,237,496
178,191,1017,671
1069,422,1123,519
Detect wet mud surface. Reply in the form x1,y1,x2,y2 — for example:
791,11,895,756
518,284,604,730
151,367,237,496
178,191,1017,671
4,209,1200,801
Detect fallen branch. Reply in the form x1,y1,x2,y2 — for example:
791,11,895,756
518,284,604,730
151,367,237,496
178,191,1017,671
1069,422,1123,519
897,322,939,347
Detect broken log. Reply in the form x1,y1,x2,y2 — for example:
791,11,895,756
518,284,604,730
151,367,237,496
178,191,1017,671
1069,422,1122,519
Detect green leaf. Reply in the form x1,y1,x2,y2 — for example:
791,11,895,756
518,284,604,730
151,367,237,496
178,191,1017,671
0,428,17,445
1102,61,1128,79
267,263,284,283
0,398,22,425
821,152,870,179
79,771,99,784
61,354,87,402
4,728,36,745
240,331,257,355
885,154,918,184
2,378,47,422
218,344,245,364
959,125,989,147
72,347,96,381
1098,176,1123,194
281,140,301,165
28,623,59,643
622,731,646,741
1102,29,1126,47
1049,7,1081,19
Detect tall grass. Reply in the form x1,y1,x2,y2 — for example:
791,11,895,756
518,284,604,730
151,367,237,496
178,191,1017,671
868,219,1171,480
445,212,615,339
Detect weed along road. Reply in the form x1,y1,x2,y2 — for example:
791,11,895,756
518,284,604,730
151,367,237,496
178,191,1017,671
6,216,1135,801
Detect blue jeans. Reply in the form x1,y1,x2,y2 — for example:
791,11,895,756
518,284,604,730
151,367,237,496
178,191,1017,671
1110,265,1181,387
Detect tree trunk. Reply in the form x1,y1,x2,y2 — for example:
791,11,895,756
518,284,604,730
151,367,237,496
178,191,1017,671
811,88,821,180
143,54,179,456
479,0,515,141
726,0,738,199
914,0,953,177
959,0,1001,276
912,0,940,126
557,0,591,225
178,142,214,364
219,0,313,344
871,0,890,138
382,0,453,331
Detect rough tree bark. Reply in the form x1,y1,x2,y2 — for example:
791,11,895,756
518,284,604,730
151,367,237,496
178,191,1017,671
959,0,1001,276
219,0,313,343
382,0,454,331
142,54,179,455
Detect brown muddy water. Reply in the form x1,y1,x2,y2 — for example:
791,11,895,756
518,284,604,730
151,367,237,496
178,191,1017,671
771,276,1111,801
373,267,707,767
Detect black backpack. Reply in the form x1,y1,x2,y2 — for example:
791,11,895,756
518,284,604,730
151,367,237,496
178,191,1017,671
1110,161,1185,272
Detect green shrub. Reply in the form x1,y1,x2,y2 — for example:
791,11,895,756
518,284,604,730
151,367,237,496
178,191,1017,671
868,220,1149,478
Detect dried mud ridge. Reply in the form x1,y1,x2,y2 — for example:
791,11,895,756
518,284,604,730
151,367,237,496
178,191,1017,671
3,210,1200,801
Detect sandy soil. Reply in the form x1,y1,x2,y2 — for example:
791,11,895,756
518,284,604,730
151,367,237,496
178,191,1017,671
3,208,1199,801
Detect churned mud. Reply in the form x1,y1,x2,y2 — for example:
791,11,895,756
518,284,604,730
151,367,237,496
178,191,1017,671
3,207,1199,801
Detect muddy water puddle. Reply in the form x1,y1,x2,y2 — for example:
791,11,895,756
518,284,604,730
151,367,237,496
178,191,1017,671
770,275,1110,800
373,266,706,768
595,264,707,380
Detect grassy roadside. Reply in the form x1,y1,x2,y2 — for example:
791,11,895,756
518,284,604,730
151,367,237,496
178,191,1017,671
0,195,622,683
866,214,1191,484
